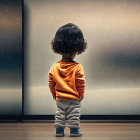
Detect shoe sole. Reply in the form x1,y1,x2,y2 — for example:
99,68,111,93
56,134,65,137
70,134,82,137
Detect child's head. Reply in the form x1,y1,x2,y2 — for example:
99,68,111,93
51,23,87,56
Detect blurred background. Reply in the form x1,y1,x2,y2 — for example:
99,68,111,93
0,0,22,114
24,0,140,115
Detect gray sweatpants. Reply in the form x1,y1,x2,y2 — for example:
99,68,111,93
54,99,81,129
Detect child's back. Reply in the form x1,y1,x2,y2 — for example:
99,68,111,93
49,60,85,101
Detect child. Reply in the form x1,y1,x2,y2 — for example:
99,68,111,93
48,23,87,137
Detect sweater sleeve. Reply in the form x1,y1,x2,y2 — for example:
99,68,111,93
75,64,85,98
48,67,56,97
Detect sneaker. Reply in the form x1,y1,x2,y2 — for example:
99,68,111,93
56,128,65,137
70,128,83,137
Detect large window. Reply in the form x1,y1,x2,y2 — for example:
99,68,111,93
0,0,22,115
24,0,140,115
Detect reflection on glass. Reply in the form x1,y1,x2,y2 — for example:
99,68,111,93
24,0,140,115
0,0,22,114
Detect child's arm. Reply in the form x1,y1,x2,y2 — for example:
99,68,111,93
75,64,85,100
48,68,56,99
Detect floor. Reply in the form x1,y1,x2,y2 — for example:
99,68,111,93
0,122,140,140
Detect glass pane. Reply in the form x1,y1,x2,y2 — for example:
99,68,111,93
24,0,140,115
0,0,22,115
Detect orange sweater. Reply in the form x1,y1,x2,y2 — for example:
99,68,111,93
48,60,85,101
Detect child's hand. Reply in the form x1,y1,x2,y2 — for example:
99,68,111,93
53,96,56,100
79,96,84,100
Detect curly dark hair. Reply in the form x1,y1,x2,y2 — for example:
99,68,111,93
51,23,87,55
